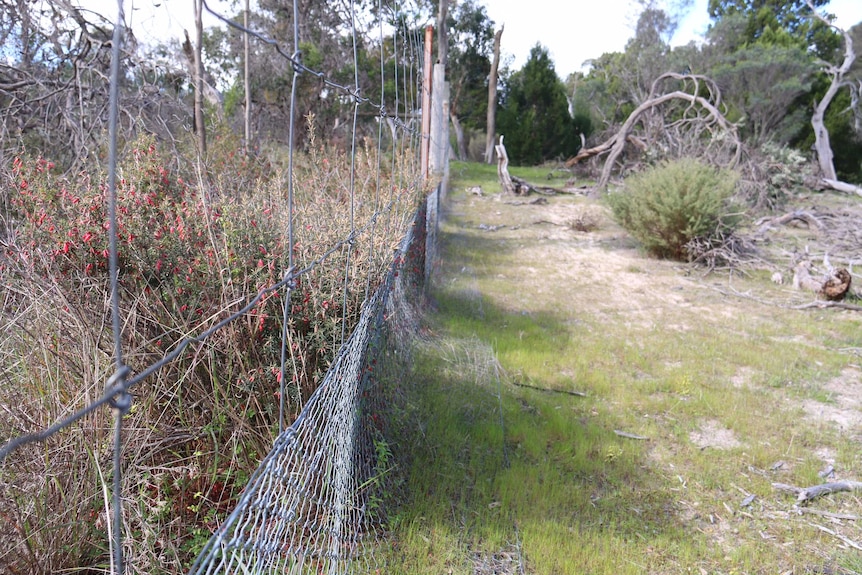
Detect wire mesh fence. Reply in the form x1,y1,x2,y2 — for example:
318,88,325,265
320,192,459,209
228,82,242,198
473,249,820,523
190,200,428,575
0,0,442,573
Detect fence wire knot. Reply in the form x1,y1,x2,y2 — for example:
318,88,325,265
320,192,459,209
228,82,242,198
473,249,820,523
291,50,303,75
106,365,133,414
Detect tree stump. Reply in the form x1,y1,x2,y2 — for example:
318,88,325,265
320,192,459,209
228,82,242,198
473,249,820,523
495,135,516,194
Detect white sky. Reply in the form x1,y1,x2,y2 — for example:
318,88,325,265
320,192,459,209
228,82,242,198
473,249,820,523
485,0,862,78
86,0,862,79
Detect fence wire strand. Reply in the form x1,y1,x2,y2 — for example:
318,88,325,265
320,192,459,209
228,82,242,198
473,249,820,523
0,0,435,573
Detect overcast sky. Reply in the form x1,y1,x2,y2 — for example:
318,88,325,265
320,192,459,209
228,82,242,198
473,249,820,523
484,0,862,78
94,0,862,79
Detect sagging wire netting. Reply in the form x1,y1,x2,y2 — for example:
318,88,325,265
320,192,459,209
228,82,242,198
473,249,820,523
189,201,429,575
0,0,436,573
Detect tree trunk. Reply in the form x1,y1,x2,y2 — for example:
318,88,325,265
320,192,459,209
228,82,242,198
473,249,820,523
451,112,467,160
812,85,840,181
807,0,856,181
243,0,251,155
484,26,503,164
193,0,206,156
436,0,448,67
496,135,515,194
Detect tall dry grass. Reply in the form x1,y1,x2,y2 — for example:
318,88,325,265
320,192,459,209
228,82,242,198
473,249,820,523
0,118,423,572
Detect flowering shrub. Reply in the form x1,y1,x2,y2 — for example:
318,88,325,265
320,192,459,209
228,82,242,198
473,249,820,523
10,142,285,330
1,128,421,570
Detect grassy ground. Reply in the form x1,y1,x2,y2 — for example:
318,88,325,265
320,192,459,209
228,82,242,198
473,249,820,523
387,161,862,574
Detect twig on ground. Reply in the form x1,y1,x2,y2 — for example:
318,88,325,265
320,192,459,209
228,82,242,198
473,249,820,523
708,284,862,312
807,522,862,551
796,507,858,521
613,430,649,440
511,381,587,397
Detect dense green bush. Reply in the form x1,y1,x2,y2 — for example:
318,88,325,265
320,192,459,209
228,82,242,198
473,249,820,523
607,158,740,260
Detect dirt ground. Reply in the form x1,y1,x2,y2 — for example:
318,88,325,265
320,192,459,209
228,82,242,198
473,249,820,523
453,186,862,430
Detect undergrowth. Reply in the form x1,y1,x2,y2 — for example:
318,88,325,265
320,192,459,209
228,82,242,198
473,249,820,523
0,118,422,572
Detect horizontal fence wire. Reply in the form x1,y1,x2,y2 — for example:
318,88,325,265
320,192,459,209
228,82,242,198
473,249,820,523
0,0,437,572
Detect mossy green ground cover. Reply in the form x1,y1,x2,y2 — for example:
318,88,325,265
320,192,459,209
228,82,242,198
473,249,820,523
388,162,862,574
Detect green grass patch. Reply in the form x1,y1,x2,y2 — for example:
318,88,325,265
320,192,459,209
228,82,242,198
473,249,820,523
388,161,862,574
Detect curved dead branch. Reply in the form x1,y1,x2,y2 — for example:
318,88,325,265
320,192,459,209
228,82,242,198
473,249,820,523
566,73,741,191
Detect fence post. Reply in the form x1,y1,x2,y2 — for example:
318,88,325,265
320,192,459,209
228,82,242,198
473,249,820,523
430,62,448,178
420,25,433,181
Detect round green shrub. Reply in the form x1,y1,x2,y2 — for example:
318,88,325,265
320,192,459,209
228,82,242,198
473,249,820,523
606,158,741,260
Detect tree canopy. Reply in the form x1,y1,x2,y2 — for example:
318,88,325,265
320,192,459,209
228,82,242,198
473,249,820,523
496,45,583,165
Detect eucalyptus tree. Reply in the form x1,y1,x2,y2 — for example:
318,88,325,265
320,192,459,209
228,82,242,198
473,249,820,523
443,0,496,159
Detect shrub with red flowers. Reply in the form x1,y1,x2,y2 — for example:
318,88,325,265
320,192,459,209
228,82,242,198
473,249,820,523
10,140,284,327
0,127,422,571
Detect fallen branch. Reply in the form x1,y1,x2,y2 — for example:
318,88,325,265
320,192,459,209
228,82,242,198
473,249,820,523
496,136,570,196
564,74,741,191
512,381,587,397
807,522,862,551
754,210,825,236
773,480,862,502
791,300,862,311
511,175,564,196
797,507,858,521
503,198,548,206
613,429,649,440
820,178,862,197
708,284,862,311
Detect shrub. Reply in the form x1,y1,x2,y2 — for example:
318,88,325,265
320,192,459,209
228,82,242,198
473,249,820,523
0,126,421,571
606,158,740,260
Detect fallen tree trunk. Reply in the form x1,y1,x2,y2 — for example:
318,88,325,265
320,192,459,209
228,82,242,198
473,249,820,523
496,136,572,196
754,210,825,236
773,480,862,503
793,261,852,301
820,178,862,197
